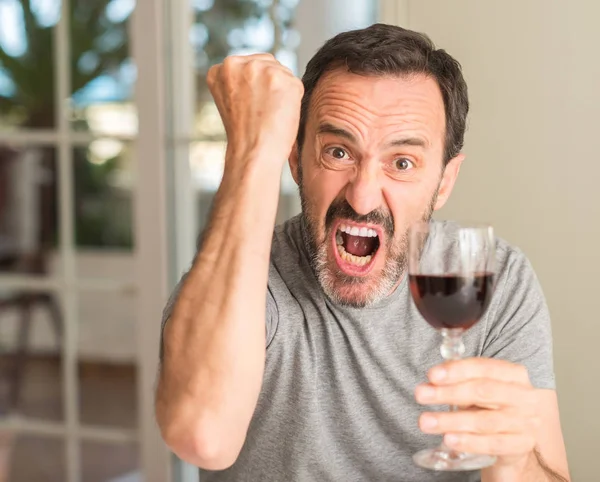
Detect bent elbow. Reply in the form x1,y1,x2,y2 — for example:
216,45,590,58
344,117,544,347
160,417,243,471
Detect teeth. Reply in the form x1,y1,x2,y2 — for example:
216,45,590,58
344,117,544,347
340,250,352,263
338,224,379,238
337,244,373,266
335,223,379,267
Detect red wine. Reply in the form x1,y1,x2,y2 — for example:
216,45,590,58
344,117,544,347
409,273,494,330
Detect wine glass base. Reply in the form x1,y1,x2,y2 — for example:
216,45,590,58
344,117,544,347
413,448,496,471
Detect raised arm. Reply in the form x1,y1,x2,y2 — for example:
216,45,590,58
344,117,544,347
155,54,303,470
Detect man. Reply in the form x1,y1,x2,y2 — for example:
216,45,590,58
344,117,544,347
156,24,570,481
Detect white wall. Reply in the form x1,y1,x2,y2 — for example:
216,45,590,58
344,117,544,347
399,1,599,479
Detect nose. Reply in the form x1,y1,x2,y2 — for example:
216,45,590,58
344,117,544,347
345,161,384,216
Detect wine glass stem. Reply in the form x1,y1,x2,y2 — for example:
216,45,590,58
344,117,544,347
440,328,465,362
440,328,466,453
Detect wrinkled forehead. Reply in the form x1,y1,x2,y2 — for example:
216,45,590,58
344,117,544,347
307,68,446,145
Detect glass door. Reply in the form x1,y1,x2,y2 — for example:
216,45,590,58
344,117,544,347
0,0,169,480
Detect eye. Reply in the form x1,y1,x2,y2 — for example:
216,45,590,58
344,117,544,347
326,147,350,160
394,157,415,171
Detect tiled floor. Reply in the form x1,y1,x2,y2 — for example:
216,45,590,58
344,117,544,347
0,356,139,481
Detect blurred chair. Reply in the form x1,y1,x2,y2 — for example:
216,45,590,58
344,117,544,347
0,146,62,412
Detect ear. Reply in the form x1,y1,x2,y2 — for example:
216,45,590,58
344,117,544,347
288,141,300,186
433,153,464,211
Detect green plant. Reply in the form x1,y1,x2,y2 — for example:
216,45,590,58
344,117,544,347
0,0,129,128
0,0,132,251
0,0,294,252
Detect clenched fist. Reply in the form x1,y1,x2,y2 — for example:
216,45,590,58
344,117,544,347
207,54,304,166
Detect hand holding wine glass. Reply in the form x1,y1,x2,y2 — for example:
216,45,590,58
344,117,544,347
408,221,497,471
415,357,544,475
408,222,545,474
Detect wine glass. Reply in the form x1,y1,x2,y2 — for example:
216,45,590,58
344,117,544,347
408,221,497,471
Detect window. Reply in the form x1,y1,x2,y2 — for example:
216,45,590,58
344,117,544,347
0,0,385,480
0,1,141,480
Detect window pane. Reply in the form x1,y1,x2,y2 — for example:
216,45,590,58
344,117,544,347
188,0,302,227
73,143,133,255
81,440,138,482
0,144,62,276
78,290,137,429
190,140,299,227
0,291,64,421
0,0,137,132
70,0,137,136
191,0,299,138
5,434,65,481
0,0,59,129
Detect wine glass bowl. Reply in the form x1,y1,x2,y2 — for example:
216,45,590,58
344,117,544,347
408,221,497,471
408,272,495,331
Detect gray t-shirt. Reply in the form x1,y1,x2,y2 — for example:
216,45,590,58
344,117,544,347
162,215,555,482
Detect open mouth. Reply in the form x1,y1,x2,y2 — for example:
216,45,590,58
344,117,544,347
333,222,381,272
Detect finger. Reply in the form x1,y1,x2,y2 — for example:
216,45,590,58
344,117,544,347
219,55,275,81
222,53,276,68
244,58,297,80
428,358,531,386
238,52,276,62
443,432,536,456
206,64,220,87
415,379,533,409
236,54,297,78
419,409,539,435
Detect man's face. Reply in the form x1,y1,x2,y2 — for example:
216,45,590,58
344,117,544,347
290,70,463,307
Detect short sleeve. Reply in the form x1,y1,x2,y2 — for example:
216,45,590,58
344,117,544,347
266,283,279,348
482,247,556,390
160,269,279,359
159,270,188,361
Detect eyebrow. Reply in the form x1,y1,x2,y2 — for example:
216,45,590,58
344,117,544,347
316,123,357,143
385,137,428,149
317,122,427,149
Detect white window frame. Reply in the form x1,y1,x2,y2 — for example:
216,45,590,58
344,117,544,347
131,0,173,481
0,0,173,481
